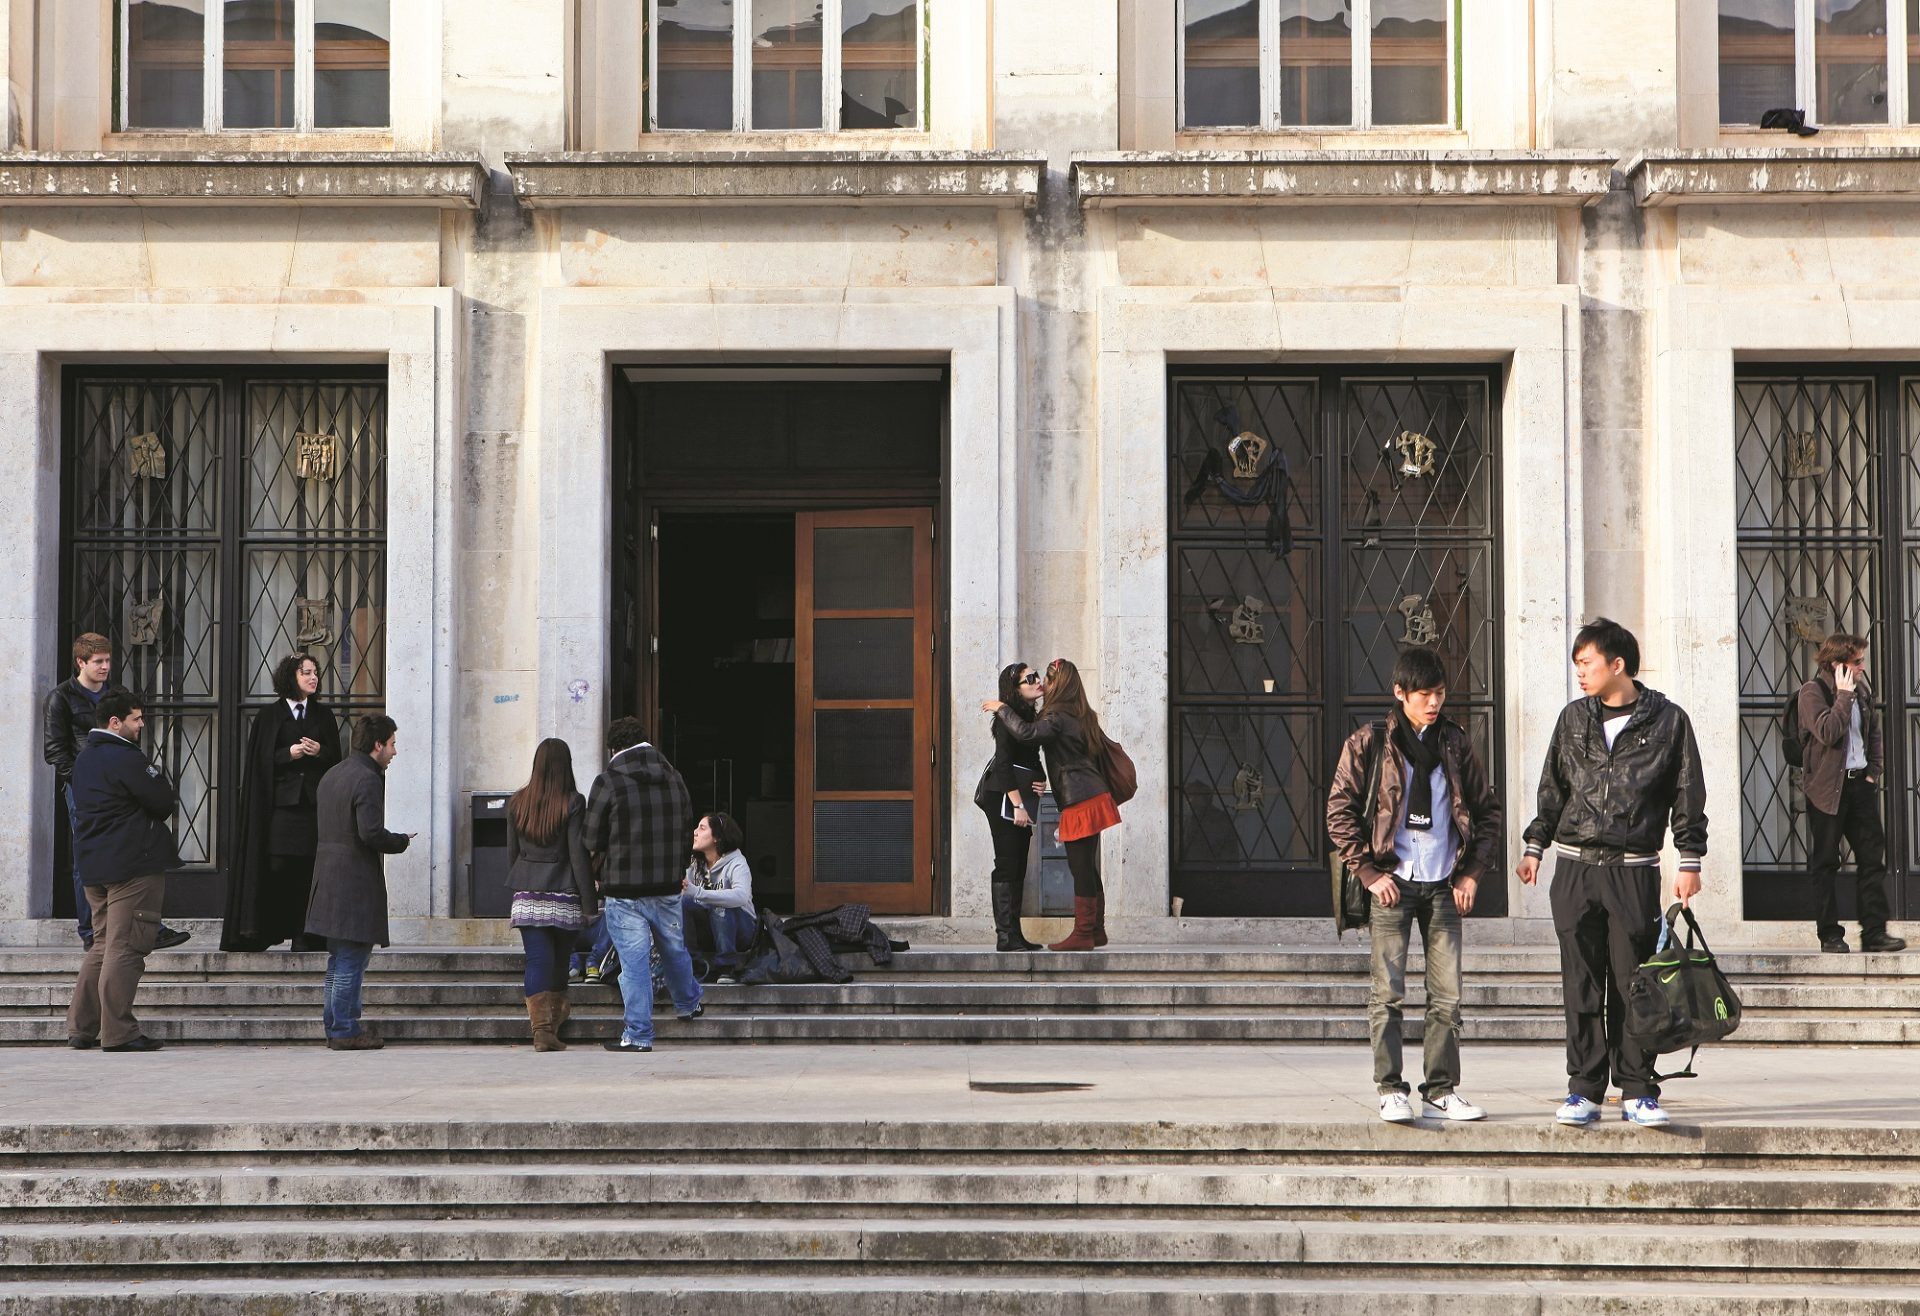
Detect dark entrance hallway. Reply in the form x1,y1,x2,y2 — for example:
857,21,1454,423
611,368,947,916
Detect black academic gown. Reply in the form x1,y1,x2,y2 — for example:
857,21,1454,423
220,698,342,950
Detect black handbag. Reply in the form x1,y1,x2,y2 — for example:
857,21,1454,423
1329,722,1386,937
1625,902,1743,1080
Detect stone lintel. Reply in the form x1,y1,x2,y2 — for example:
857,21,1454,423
505,151,1046,209
1071,151,1616,208
1630,148,1920,206
0,153,488,208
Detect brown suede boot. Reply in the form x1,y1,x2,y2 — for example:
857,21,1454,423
553,991,572,1037
530,992,566,1052
1092,895,1109,948
1048,897,1100,952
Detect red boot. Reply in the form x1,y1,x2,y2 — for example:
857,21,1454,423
1092,895,1109,948
1048,897,1100,952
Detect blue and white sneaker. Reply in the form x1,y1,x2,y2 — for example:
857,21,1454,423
1555,1095,1602,1125
1621,1097,1670,1126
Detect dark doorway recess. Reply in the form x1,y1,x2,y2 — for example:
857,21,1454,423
57,366,388,920
611,368,946,916
1734,367,1917,922
1167,366,1506,919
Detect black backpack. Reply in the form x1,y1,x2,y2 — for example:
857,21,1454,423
1624,903,1743,1081
1780,680,1832,769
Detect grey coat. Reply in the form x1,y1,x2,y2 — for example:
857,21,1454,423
305,752,410,947
506,793,597,920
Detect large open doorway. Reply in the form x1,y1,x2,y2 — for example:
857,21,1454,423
612,369,946,916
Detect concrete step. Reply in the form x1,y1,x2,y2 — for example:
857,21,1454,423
4,979,1915,1014
6,1163,1918,1222
1,1276,1914,1316
5,1010,1917,1045
7,1216,1920,1278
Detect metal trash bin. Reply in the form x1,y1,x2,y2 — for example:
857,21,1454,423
1024,793,1076,918
469,792,513,918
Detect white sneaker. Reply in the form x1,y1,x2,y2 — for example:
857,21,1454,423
1556,1095,1602,1125
1621,1097,1671,1126
1422,1092,1486,1122
1378,1091,1417,1123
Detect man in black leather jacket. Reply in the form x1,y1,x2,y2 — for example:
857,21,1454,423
42,634,187,952
1518,618,1707,1130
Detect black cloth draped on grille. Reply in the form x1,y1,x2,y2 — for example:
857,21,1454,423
1180,404,1295,555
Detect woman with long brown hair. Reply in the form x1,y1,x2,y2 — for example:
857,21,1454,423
982,658,1119,951
506,737,597,1050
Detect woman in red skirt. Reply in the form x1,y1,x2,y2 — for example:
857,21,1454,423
982,658,1119,950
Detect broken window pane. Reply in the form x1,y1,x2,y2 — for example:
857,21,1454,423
842,0,919,129
656,0,735,129
1814,0,1889,124
126,0,206,129
1371,0,1447,125
1278,0,1352,126
1720,0,1797,124
753,0,823,129
1184,0,1260,127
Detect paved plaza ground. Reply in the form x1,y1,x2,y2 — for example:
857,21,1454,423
4,1042,1914,1130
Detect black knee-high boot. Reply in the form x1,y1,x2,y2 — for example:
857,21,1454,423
992,882,1040,952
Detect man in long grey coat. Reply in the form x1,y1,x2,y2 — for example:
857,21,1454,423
305,714,411,1050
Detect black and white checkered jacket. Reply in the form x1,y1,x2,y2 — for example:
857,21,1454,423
582,743,693,899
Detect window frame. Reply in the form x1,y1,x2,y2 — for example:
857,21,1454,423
1719,0,1914,127
118,0,391,134
645,0,927,135
1176,0,1459,133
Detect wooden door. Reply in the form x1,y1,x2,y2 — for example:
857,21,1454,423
794,508,936,914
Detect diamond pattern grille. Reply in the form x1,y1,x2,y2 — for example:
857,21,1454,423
1169,370,1501,917
1734,374,1914,918
61,371,386,899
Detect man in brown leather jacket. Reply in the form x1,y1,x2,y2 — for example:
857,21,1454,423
1326,646,1502,1124
1797,632,1905,955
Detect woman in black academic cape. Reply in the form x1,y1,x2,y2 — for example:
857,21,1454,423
219,652,343,951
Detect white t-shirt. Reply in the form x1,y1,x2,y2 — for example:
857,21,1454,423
1601,702,1637,750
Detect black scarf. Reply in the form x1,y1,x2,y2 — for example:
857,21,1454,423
1391,709,1444,831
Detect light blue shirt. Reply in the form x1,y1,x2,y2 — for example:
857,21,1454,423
1846,698,1867,772
1392,730,1458,884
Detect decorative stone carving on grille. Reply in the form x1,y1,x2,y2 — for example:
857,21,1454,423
1784,595,1831,646
1393,428,1437,479
128,597,164,647
1785,430,1826,481
1227,431,1271,480
1397,594,1440,647
1232,762,1264,812
294,431,340,482
1226,595,1266,646
295,597,334,649
128,431,167,481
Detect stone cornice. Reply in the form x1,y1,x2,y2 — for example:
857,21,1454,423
1072,151,1616,208
1628,148,1920,206
0,152,488,207
505,151,1046,209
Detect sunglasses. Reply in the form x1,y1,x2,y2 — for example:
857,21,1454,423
1018,672,1044,685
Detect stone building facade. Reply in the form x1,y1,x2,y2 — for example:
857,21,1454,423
2,0,1915,945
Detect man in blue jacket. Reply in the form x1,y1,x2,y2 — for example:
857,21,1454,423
64,689,179,1052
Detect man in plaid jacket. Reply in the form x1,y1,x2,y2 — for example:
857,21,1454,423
583,717,703,1052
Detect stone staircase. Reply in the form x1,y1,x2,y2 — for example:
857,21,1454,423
3,944,1917,1045
1,1116,1916,1312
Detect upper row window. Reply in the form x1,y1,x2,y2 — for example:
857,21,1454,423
1179,0,1456,131
650,0,923,132
120,0,391,131
1720,0,1920,125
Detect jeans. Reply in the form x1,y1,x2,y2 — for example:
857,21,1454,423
63,783,92,947
603,896,701,1047
1367,878,1463,1101
1808,775,1892,941
519,925,573,996
322,938,374,1040
681,894,757,970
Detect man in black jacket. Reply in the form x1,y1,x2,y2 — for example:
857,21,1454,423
1519,618,1707,1129
64,689,180,1052
584,717,702,1053
42,634,187,952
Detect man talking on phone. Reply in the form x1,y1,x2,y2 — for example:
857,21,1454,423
1796,632,1906,956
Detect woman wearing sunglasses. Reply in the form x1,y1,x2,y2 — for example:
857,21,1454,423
982,658,1120,951
976,663,1046,951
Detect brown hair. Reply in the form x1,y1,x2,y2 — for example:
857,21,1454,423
508,737,577,846
1816,631,1868,672
71,633,111,670
1043,658,1110,763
